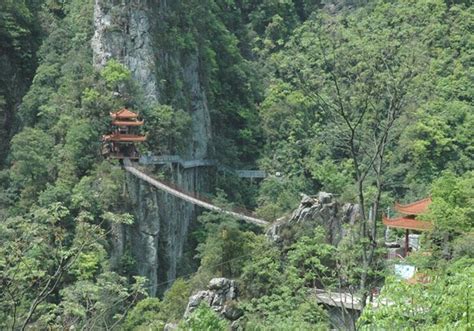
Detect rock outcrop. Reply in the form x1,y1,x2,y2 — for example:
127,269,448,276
268,192,361,246
184,278,243,322
91,0,159,102
91,0,213,296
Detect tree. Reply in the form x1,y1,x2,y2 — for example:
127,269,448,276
60,119,98,178
180,303,229,331
241,237,283,298
123,297,163,330
142,104,191,155
0,203,72,330
286,228,336,290
159,278,192,323
57,273,147,330
0,0,44,165
195,213,256,280
421,171,474,260
264,0,444,305
0,201,135,330
240,231,331,330
359,258,474,330
428,171,474,233
9,127,55,204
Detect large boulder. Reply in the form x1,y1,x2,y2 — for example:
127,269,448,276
184,278,243,321
267,192,361,247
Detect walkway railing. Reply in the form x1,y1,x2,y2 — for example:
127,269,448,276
123,159,268,227
139,154,267,179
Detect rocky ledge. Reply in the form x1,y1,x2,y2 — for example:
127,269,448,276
268,192,361,246
184,278,243,322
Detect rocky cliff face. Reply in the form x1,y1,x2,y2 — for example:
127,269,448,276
91,0,213,295
91,0,159,102
0,58,25,166
184,278,243,327
0,42,38,167
91,0,211,159
268,192,361,247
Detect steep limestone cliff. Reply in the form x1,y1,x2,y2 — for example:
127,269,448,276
0,56,29,166
92,0,213,295
91,0,159,102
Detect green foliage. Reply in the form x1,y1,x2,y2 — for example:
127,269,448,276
160,278,192,323
241,237,283,298
195,214,256,280
428,171,474,232
286,228,336,288
359,258,474,330
309,159,354,197
179,303,229,331
1,0,473,329
0,203,85,328
57,273,147,330
123,297,164,331
0,0,44,164
256,176,304,220
452,232,474,260
71,161,126,214
242,286,328,330
124,278,191,328
61,119,98,177
19,0,95,128
100,59,132,89
156,0,264,165
9,127,55,202
143,104,191,155
244,299,328,331
240,230,331,329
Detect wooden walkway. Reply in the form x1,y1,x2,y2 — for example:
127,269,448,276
312,289,363,311
123,159,268,227
138,155,267,179
311,289,389,311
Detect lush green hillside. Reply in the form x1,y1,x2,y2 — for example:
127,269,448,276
0,0,472,329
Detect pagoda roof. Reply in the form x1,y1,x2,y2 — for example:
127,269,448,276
110,108,139,119
383,215,433,232
102,133,146,142
112,120,144,126
395,197,432,216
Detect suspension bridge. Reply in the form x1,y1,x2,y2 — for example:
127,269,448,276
123,158,269,227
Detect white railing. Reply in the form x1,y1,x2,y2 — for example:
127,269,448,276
139,154,267,178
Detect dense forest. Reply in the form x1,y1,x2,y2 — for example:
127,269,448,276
0,0,472,330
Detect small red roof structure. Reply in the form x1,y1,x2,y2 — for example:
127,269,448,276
102,108,146,159
382,215,433,232
102,133,147,142
111,120,144,126
110,108,139,119
384,197,433,257
384,197,432,232
394,197,432,216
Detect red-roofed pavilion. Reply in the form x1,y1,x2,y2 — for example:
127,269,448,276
110,108,139,119
384,197,433,256
394,197,432,216
102,108,146,159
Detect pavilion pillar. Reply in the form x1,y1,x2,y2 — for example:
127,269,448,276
404,229,409,257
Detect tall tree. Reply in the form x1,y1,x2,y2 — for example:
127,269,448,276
263,0,446,305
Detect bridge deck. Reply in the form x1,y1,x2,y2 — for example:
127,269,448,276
139,155,267,178
312,289,363,310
